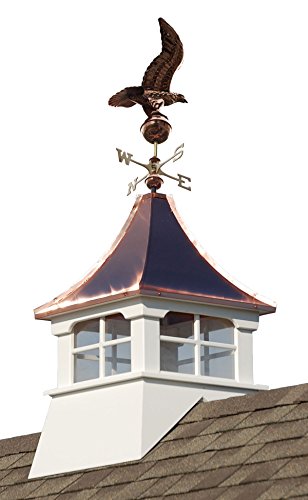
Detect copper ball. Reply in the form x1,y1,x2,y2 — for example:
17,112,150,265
141,114,172,144
145,175,164,191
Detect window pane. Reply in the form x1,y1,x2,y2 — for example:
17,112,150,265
105,342,131,376
74,348,99,382
105,314,130,342
74,319,99,348
160,341,194,374
160,312,194,339
200,317,234,344
201,346,234,378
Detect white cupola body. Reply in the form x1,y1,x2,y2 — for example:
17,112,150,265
30,193,275,478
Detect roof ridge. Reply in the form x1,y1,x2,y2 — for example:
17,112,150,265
139,194,156,288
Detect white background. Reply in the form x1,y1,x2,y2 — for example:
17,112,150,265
0,1,307,439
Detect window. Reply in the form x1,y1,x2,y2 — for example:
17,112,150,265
160,313,235,379
200,317,234,378
73,314,131,383
105,315,131,376
160,313,194,374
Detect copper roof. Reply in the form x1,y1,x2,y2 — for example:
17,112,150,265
35,193,275,319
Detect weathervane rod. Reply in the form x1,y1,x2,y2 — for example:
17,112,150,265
110,18,190,196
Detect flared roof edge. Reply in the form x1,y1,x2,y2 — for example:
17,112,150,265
34,195,145,319
35,193,276,320
167,195,276,312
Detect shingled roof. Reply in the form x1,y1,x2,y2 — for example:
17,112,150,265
1,383,308,499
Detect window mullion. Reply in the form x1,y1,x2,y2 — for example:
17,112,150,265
70,332,74,385
72,343,100,354
99,317,105,378
104,337,131,347
200,341,236,350
160,335,195,344
194,314,201,376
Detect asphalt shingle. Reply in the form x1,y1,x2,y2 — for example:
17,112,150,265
0,479,43,500
143,434,221,461
287,476,308,497
0,435,39,459
272,456,308,480
163,491,224,500
162,471,208,495
201,412,251,435
198,444,263,470
0,466,30,487
246,437,308,463
138,475,181,498
220,459,289,486
205,426,264,450
235,405,295,429
0,456,22,472
249,419,308,444
62,468,112,492
162,419,212,441
258,477,303,499
112,478,158,499
139,453,207,480
282,401,308,422
97,463,154,487
191,466,240,490
219,481,273,500
28,474,81,497
51,490,97,500
11,453,35,469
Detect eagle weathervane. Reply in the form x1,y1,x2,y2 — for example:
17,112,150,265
109,18,191,195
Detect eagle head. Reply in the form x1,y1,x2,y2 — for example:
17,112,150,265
177,94,188,103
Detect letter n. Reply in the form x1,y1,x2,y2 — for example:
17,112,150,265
127,178,139,196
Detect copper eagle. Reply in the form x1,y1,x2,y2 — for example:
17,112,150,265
108,18,187,118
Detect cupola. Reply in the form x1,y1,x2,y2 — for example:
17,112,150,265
30,193,275,478
29,17,276,479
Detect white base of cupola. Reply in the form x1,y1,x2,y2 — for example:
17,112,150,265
29,375,265,478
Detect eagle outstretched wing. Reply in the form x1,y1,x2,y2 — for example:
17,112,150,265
108,91,136,108
108,18,186,117
142,18,184,92
108,86,144,108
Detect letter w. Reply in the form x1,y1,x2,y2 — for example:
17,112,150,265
116,148,133,165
